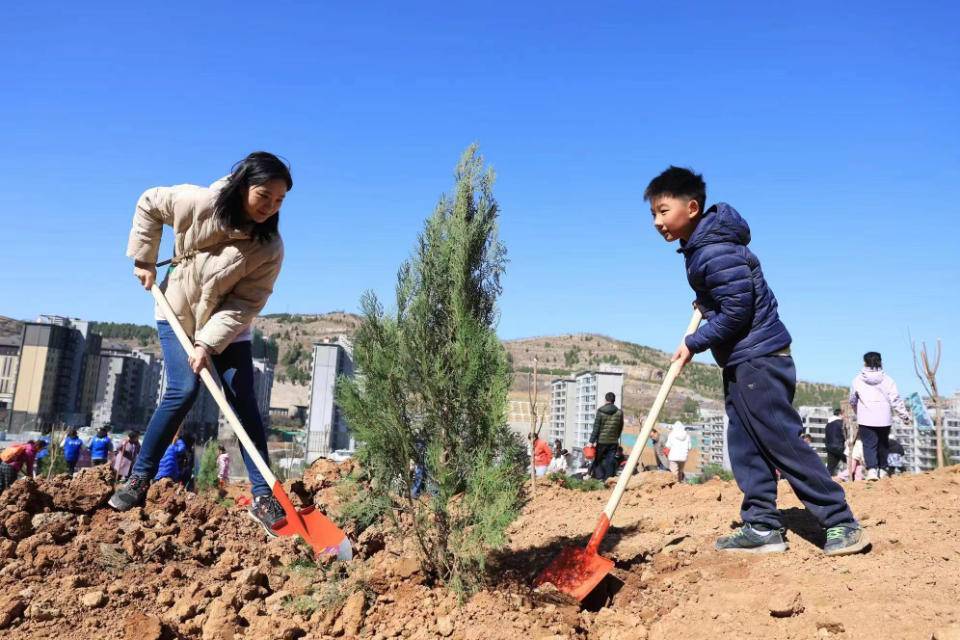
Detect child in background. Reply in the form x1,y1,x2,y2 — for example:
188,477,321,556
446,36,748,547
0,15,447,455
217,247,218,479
217,445,231,489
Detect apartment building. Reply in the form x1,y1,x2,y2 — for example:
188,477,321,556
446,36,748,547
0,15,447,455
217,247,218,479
548,378,576,448
0,337,19,414
305,337,355,462
9,316,101,431
570,368,624,452
92,349,161,431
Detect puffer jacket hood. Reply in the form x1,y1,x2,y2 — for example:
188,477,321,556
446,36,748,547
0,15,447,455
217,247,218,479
680,203,751,254
679,203,792,368
598,403,619,416
859,368,886,385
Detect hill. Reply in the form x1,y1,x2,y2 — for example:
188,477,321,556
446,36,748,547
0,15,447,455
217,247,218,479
0,313,848,418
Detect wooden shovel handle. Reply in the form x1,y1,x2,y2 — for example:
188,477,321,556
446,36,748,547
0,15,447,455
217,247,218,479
150,285,277,487
601,308,703,520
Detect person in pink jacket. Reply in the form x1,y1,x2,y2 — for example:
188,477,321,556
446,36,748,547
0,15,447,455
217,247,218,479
849,352,910,481
0,440,47,495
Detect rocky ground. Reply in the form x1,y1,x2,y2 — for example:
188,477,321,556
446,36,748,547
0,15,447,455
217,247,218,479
1,461,959,639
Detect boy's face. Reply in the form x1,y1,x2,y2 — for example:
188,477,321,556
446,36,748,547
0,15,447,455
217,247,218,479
650,195,700,242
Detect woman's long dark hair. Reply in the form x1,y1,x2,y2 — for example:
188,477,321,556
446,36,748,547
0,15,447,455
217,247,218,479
214,151,293,243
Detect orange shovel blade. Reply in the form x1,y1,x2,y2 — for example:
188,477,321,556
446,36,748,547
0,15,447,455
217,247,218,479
534,546,615,602
272,506,353,560
270,481,353,560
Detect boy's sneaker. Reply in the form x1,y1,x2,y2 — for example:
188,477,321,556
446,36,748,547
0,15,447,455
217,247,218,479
715,524,788,553
107,474,150,511
865,468,879,481
823,523,870,556
248,495,286,537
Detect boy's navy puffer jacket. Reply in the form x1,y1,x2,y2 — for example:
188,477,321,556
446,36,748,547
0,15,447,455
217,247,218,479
679,203,792,368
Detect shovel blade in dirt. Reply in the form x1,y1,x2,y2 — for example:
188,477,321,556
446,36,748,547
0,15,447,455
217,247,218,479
271,482,353,560
536,544,615,602
151,285,353,560
534,308,702,601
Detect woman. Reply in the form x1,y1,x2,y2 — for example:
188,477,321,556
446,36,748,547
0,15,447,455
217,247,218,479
0,440,47,495
109,152,291,536
112,431,140,481
665,421,690,483
849,352,910,481
529,433,552,477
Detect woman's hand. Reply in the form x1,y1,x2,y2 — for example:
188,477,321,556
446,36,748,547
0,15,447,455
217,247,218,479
188,343,211,374
133,261,156,290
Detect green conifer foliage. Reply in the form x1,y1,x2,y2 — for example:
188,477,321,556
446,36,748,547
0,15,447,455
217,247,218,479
337,145,526,592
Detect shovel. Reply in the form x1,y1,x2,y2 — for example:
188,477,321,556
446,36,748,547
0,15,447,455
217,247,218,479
535,308,702,600
151,285,352,560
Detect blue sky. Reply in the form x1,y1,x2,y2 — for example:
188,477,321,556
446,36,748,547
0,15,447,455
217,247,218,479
1,1,957,394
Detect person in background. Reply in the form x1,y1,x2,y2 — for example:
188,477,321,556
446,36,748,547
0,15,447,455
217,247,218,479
217,445,231,490
33,435,51,477
155,436,186,483
588,392,625,481
825,409,847,477
61,429,85,476
89,428,114,467
547,440,569,475
801,433,814,446
0,441,47,495
665,421,690,483
113,431,141,482
650,427,669,471
177,433,196,491
529,433,552,477
887,438,907,476
849,351,911,481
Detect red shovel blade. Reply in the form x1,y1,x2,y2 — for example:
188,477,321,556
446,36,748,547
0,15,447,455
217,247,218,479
270,481,353,560
534,546,614,602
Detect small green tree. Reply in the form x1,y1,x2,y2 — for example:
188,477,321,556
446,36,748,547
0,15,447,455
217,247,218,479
337,145,526,593
196,441,220,491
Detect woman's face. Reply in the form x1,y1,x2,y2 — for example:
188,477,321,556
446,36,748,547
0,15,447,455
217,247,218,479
244,179,288,224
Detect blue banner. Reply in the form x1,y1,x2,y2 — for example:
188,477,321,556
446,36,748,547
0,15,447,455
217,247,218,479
905,392,933,431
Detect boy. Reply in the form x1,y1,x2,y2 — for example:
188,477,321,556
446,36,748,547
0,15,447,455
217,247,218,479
644,166,867,556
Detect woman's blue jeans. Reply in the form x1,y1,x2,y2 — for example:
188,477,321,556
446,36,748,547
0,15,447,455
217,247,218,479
131,321,272,496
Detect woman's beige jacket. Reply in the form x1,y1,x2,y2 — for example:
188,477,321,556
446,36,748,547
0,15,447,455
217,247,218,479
126,180,283,354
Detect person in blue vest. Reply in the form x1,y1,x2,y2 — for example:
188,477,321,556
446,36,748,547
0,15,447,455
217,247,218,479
61,429,85,475
155,436,186,482
89,428,114,466
34,435,52,477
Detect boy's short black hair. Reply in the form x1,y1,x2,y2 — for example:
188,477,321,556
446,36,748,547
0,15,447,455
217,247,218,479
644,166,707,216
833,408,842,416
605,392,616,403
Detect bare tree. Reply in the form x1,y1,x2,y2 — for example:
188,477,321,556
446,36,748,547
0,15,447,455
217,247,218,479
911,336,944,468
528,356,545,493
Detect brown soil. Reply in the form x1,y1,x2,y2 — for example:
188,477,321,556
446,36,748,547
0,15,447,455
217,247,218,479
1,463,959,639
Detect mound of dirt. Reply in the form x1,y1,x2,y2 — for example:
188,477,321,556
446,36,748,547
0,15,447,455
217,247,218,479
1,462,959,639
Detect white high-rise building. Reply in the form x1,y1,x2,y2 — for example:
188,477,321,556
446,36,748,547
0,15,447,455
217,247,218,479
305,337,354,462
697,408,729,470
799,405,834,462
548,378,576,448
572,368,624,452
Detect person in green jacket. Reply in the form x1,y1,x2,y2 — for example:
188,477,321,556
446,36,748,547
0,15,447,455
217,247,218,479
588,392,624,481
